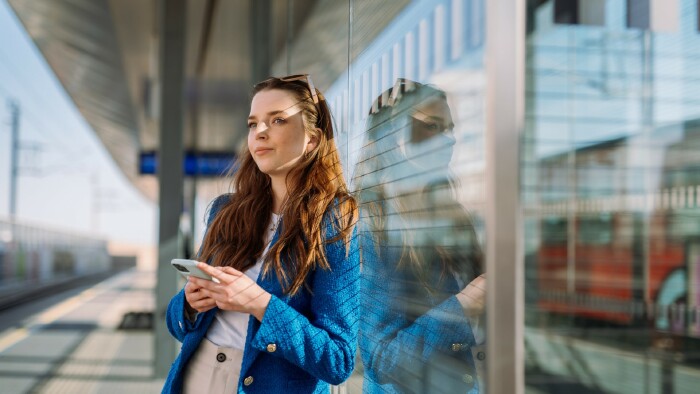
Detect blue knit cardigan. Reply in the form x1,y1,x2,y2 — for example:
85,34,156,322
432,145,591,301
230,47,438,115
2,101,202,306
358,228,481,393
162,194,360,393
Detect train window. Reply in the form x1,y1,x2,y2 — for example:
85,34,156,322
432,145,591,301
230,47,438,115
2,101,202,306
542,217,568,245
577,213,613,245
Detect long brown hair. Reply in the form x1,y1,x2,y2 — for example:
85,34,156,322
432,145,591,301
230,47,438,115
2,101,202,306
198,77,358,296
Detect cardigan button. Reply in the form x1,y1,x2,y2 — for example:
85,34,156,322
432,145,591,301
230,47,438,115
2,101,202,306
216,353,226,363
462,374,474,385
451,343,462,352
477,351,486,360
244,376,254,386
266,343,277,353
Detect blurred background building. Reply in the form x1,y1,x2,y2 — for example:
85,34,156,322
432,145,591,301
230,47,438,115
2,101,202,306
0,0,699,393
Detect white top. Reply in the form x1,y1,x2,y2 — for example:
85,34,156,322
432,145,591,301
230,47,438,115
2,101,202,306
205,212,280,349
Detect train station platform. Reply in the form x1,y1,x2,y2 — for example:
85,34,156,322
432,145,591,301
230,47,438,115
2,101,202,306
0,268,165,393
5,266,697,394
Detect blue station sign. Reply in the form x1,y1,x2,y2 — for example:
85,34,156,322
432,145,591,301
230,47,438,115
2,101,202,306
139,151,237,177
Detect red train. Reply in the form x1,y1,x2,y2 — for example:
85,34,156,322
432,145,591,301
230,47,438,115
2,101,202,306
533,120,700,339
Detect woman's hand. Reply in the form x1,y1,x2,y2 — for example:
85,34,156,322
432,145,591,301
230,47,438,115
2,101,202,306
456,274,486,318
191,263,272,322
184,277,217,314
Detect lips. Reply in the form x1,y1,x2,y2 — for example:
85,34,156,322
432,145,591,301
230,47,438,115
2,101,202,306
254,147,273,155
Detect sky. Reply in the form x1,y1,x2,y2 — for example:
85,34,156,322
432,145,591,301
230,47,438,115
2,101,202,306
0,0,156,246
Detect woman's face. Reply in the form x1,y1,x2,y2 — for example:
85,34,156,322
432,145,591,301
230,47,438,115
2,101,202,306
247,89,318,179
401,96,455,171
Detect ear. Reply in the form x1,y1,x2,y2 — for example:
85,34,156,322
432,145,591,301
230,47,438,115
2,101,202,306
306,128,321,152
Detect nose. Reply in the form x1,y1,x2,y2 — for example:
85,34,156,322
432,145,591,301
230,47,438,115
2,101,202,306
254,121,269,138
444,131,456,146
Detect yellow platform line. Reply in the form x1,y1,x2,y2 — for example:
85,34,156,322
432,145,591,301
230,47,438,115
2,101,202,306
0,284,109,353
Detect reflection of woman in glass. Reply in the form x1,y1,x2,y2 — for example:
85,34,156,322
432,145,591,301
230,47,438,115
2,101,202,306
355,80,486,393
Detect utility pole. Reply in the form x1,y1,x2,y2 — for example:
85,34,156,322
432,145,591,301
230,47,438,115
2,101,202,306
7,99,20,220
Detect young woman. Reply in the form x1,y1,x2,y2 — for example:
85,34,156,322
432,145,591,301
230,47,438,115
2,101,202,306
354,80,486,393
162,75,360,394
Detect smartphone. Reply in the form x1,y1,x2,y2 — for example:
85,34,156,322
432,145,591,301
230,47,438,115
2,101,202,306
171,259,218,282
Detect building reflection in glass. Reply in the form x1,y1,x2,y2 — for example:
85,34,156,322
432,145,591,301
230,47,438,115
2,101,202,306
354,79,486,393
524,0,700,391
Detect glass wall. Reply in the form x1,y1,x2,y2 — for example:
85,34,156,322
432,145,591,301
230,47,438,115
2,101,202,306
342,1,487,392
265,0,700,391
524,0,700,392
273,0,490,392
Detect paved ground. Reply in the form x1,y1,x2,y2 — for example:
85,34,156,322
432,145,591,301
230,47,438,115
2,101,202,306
8,267,692,393
0,269,165,393
0,268,364,394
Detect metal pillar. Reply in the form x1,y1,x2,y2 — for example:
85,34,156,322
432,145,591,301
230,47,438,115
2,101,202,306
154,0,187,378
250,0,271,83
485,0,525,393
